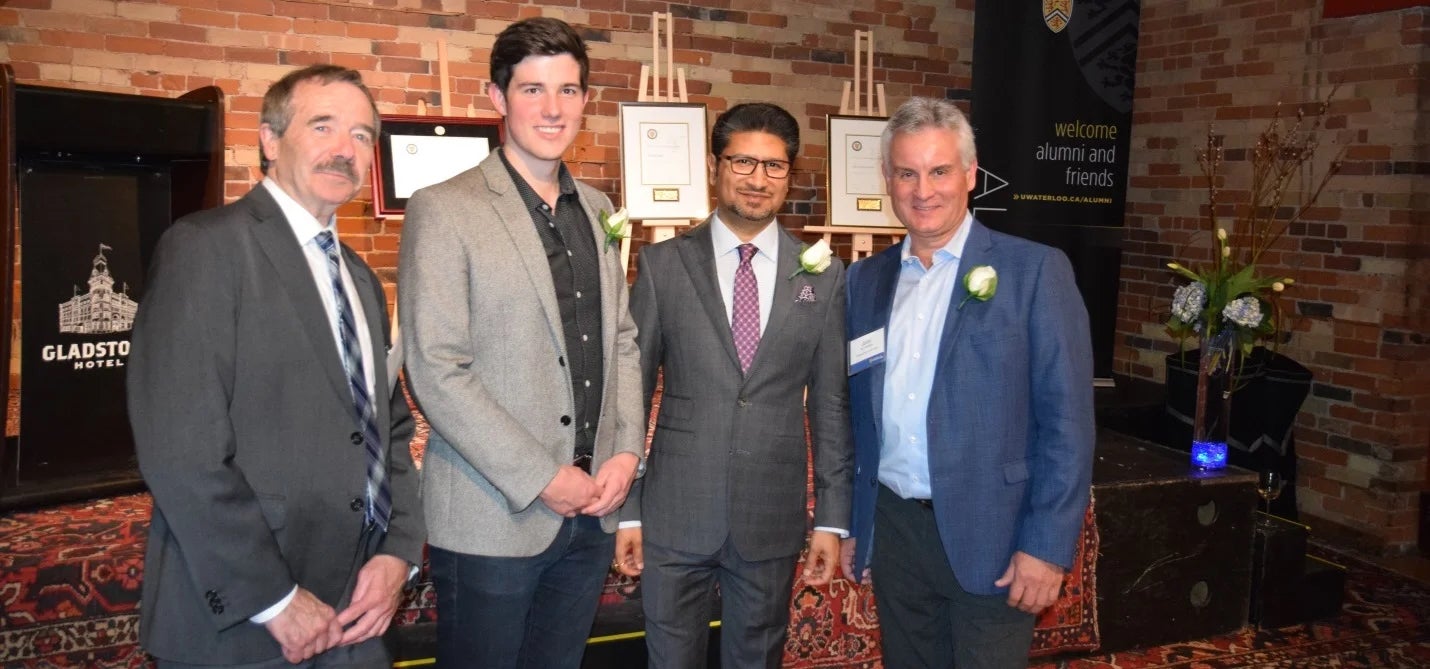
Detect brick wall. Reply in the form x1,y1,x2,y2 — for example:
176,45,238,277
0,0,969,295
1119,2,1428,552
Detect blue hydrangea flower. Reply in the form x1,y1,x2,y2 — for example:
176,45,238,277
1223,296,1263,328
1171,282,1206,322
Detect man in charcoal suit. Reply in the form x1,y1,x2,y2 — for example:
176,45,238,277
128,64,423,668
841,96,1095,668
613,102,853,669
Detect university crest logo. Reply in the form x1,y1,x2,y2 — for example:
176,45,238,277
1044,0,1073,33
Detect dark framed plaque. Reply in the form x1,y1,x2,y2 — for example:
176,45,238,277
372,114,503,216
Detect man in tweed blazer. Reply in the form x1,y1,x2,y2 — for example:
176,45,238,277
613,103,853,669
398,17,644,669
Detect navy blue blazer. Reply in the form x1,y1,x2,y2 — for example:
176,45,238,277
845,219,1095,596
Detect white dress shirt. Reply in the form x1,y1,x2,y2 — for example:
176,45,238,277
711,213,779,334
249,178,377,623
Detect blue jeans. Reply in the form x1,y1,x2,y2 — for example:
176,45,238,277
430,514,614,669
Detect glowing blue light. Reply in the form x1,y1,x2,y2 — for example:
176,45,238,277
1192,441,1228,470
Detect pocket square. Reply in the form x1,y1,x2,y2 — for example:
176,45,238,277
795,285,816,303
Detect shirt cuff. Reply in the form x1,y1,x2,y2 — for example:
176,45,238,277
813,526,849,539
249,585,298,624
617,520,642,530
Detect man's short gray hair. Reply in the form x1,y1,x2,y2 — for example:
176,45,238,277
881,97,978,171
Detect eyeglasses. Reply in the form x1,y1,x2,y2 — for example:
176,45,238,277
719,154,792,179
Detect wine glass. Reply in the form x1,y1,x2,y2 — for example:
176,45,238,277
1257,471,1286,517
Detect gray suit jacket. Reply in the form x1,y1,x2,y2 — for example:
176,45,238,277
399,151,644,556
619,219,853,562
128,186,424,664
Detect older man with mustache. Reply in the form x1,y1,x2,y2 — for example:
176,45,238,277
128,64,424,668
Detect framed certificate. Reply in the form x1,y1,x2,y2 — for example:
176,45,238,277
827,115,899,227
618,103,710,220
372,114,503,216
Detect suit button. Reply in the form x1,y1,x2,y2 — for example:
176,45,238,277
558,356,566,367
350,497,364,511
737,398,749,408
350,432,363,445
560,415,572,426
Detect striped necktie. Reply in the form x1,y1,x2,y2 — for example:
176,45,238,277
315,231,390,532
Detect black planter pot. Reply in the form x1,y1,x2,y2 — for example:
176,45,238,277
1164,347,1311,519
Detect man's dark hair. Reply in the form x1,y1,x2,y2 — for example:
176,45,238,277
710,103,800,163
259,64,379,175
490,17,590,94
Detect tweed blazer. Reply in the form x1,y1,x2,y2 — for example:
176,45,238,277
399,151,644,556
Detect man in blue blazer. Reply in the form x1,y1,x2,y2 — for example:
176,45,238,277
840,97,1095,667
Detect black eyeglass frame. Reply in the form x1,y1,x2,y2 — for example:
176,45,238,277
718,154,792,179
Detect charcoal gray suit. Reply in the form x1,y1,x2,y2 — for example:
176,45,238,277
127,186,423,664
620,218,853,667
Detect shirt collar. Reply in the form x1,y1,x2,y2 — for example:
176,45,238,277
498,146,577,209
262,178,337,247
899,210,974,267
711,212,780,260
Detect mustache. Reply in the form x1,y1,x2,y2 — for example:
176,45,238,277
315,156,357,182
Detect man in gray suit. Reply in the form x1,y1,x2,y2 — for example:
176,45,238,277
128,65,424,668
398,17,644,669
613,103,854,668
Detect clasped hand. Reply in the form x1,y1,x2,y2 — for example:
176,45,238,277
264,554,410,662
539,452,639,517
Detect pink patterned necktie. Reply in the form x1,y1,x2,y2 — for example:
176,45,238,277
731,243,761,374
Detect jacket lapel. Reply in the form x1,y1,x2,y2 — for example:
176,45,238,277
676,219,743,373
480,153,564,347
245,188,354,408
864,245,902,442
574,184,621,366
935,219,993,369
744,226,799,381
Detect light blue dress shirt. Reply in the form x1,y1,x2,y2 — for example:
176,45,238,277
878,213,973,500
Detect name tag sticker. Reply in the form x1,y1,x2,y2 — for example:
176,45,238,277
849,328,886,375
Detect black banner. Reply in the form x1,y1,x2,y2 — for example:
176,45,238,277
971,0,1140,379
17,163,169,481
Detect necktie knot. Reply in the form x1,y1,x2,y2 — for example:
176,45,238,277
738,243,757,264
315,230,337,255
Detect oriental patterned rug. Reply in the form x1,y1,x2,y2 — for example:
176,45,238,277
2,489,1426,667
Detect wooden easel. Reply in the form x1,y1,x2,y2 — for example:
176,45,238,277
805,30,905,262
388,38,487,367
629,12,693,272
414,38,480,119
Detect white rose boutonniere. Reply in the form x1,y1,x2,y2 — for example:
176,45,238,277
598,208,630,251
788,239,834,279
959,265,997,309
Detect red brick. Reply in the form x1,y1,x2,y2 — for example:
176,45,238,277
149,21,207,42
106,36,166,55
